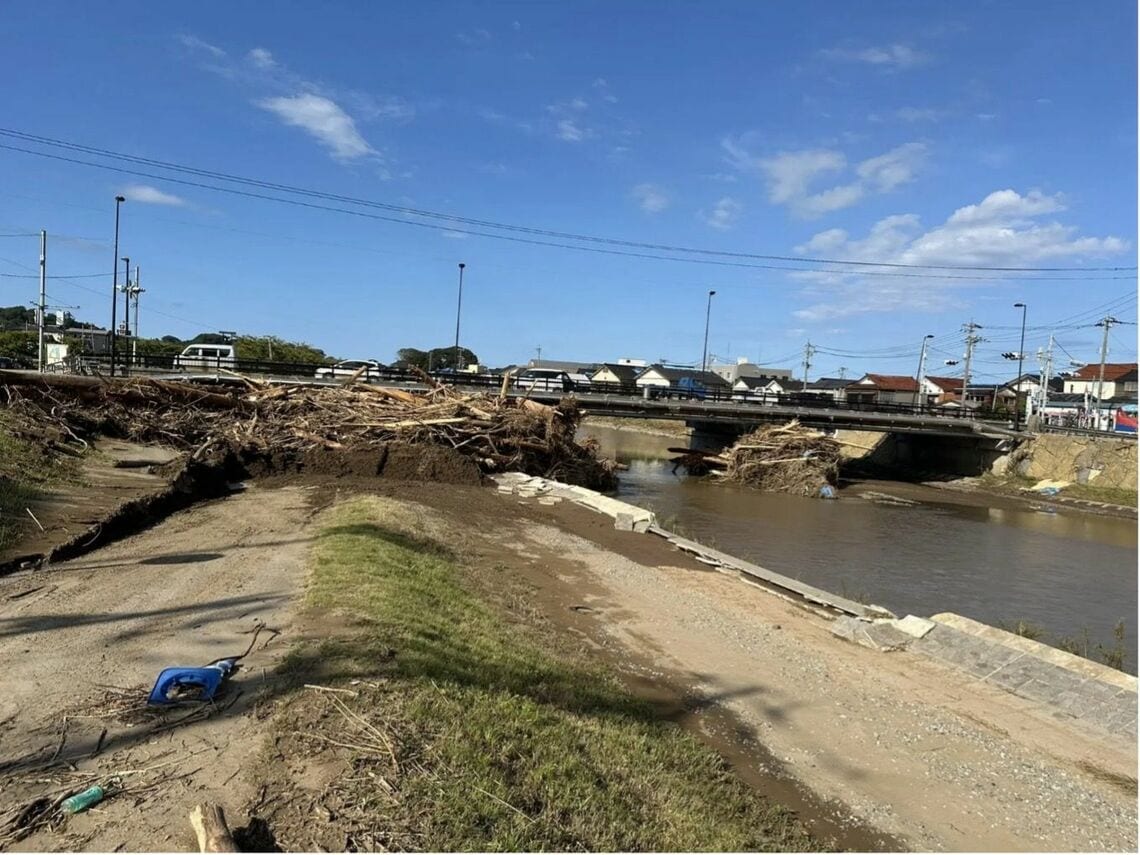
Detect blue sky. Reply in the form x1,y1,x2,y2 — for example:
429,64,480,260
0,0,1136,380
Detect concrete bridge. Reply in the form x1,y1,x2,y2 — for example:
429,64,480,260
520,391,1021,442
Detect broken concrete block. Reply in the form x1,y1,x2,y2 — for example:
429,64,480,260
894,615,936,638
831,616,913,652
632,519,652,534
614,512,635,531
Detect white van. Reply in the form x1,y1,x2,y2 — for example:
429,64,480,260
513,368,576,393
174,344,236,371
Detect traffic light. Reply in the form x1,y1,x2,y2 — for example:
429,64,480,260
943,359,959,366
1001,352,1022,360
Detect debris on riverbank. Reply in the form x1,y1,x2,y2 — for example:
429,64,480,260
669,421,841,496
0,373,617,490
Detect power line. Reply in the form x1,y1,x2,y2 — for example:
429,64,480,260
0,128,1136,277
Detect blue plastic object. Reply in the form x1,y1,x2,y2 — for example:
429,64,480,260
147,659,237,705
819,484,837,500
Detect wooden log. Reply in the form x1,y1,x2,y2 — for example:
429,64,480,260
189,803,237,853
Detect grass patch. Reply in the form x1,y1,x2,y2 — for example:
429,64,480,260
0,411,78,551
276,496,816,852
977,473,1138,508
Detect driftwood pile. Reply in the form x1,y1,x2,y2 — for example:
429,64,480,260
670,420,841,496
0,373,616,490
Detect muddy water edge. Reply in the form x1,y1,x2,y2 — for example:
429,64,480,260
580,422,1139,672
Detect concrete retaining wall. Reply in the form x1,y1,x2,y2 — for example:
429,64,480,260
1017,433,1138,489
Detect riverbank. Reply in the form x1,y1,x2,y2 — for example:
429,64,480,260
581,413,691,439
1,474,1135,851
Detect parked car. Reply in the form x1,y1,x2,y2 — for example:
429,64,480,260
513,368,575,393
174,344,236,371
0,356,16,369
314,359,384,380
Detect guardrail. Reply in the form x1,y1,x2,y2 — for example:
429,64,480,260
59,353,1011,423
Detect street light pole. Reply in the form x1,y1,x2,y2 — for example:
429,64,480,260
1013,302,1027,431
453,262,466,372
701,290,716,372
121,256,130,375
912,333,934,410
109,195,125,376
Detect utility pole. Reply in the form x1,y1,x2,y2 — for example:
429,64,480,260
37,230,46,372
121,256,130,375
131,265,144,362
1037,333,1055,415
1092,316,1119,430
912,333,934,410
838,366,847,380
701,290,716,373
454,262,466,372
1013,302,1027,431
960,321,984,409
801,341,815,387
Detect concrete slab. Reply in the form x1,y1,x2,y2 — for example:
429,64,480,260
893,615,936,638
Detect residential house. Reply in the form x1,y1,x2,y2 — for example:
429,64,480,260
805,377,849,402
590,362,641,391
731,376,805,400
923,376,966,406
635,364,731,395
939,384,1017,412
709,358,793,384
1063,363,1139,400
845,374,921,407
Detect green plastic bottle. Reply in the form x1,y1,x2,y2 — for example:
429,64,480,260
62,785,104,814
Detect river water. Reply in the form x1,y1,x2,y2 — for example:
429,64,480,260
581,425,1138,672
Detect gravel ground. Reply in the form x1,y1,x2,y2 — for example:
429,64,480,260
506,520,1137,852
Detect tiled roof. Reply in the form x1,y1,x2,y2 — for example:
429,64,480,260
850,374,920,392
591,363,640,383
1071,362,1137,382
925,376,964,392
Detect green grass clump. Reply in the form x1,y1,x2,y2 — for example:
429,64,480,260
289,496,817,852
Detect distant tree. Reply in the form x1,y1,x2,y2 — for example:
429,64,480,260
396,348,430,370
428,346,478,371
0,331,39,364
397,346,479,371
133,337,185,357
235,335,335,365
0,306,35,330
161,335,181,343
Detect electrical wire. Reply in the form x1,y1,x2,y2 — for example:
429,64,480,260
1,129,1136,278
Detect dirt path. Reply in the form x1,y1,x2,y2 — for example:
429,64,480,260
0,485,316,852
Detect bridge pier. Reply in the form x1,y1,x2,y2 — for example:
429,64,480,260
686,420,750,453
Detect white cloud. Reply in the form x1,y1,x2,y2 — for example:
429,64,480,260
632,183,670,213
796,183,865,218
789,189,1130,320
976,112,998,121
457,28,492,46
247,47,275,69
257,93,377,161
512,20,521,31
557,119,585,142
856,142,927,192
731,140,925,218
178,34,225,57
120,184,188,206
758,148,846,204
700,197,743,230
821,43,929,69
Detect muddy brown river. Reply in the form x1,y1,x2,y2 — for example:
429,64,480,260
582,424,1138,673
